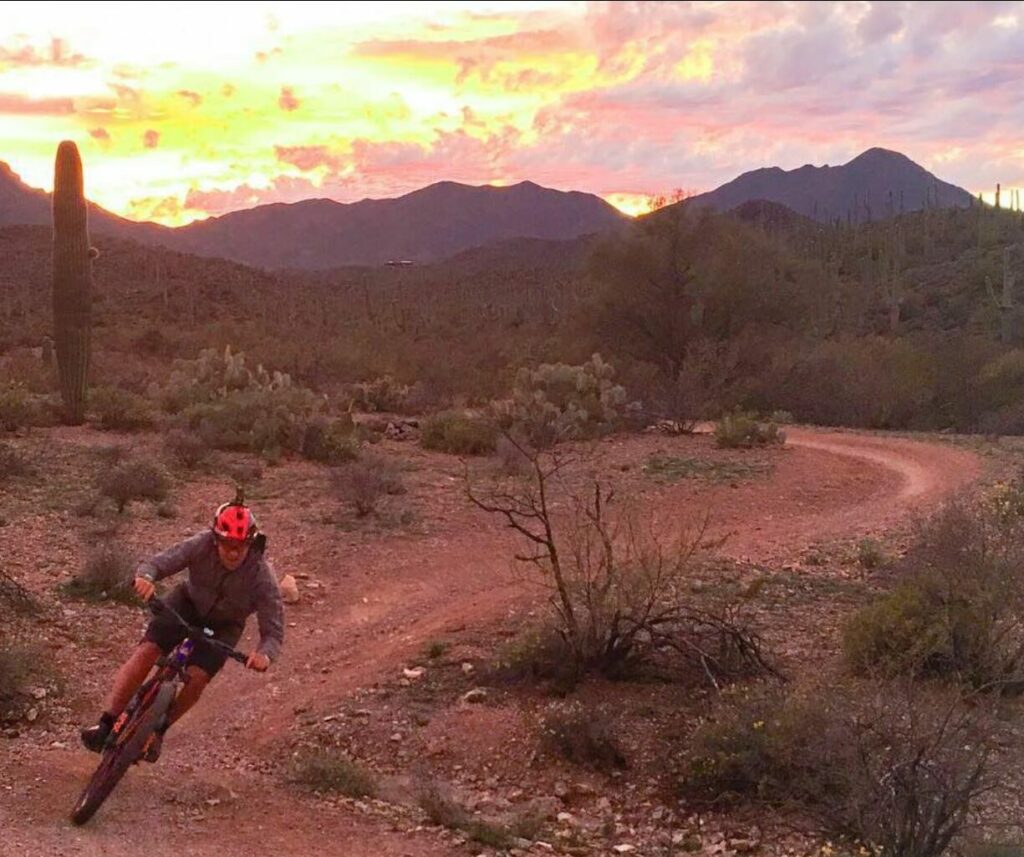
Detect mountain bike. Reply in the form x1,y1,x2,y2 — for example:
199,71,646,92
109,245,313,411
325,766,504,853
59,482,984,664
70,596,247,825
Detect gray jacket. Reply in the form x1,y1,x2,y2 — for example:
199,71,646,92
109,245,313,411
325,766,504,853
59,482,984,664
137,531,284,662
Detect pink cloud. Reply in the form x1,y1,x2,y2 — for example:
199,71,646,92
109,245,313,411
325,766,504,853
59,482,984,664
0,36,89,67
143,129,160,149
278,86,300,112
274,144,344,172
88,127,111,142
0,93,75,115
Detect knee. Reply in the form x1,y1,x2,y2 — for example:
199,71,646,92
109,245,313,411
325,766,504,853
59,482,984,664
135,642,162,666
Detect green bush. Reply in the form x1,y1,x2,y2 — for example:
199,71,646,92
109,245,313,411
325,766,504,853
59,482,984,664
301,417,359,465
714,408,784,449
856,537,886,571
62,543,136,603
97,461,170,512
290,748,377,798
91,386,153,431
843,502,1024,688
161,346,325,458
421,410,497,455
349,376,408,413
680,680,999,857
0,382,33,432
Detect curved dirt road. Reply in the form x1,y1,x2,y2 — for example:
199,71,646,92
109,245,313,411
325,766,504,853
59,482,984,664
0,427,984,857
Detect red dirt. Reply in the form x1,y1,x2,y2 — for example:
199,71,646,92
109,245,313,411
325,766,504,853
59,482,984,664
0,426,984,856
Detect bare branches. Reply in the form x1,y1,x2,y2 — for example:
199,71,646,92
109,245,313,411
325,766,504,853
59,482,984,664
467,436,776,686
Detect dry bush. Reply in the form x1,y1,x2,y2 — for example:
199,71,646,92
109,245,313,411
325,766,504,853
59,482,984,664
416,781,536,849
538,700,627,771
163,429,209,470
63,543,135,603
0,569,40,616
421,410,497,455
290,748,377,798
468,440,775,685
331,454,404,517
0,381,33,432
97,461,170,513
91,386,154,431
301,417,359,465
0,442,33,484
0,641,35,704
843,500,1024,689
681,679,1002,857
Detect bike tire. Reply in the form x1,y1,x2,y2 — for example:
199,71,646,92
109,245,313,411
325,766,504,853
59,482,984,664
70,682,176,826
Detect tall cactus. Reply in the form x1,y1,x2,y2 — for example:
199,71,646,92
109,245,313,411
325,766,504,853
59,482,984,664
52,140,94,424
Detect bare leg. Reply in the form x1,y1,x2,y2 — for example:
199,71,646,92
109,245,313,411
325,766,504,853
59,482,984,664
105,642,162,716
165,665,211,727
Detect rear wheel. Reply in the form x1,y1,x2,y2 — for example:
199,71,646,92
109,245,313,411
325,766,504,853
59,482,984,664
70,683,175,826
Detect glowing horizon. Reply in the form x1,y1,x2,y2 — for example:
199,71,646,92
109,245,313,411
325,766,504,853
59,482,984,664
1,1,1021,225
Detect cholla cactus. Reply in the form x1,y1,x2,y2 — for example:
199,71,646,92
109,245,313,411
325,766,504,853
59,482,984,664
506,354,633,446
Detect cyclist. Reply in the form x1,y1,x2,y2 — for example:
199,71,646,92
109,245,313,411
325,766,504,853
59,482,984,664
79,497,285,762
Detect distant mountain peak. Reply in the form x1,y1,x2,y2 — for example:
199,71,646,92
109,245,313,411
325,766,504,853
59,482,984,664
687,147,972,223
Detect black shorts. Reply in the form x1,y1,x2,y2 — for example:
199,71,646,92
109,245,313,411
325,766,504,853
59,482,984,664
142,584,244,677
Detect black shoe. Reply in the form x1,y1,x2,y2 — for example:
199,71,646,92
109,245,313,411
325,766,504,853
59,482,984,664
80,722,111,754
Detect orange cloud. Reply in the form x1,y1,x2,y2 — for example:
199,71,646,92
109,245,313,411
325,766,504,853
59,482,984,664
177,89,202,107
0,93,75,115
143,129,160,148
274,144,344,172
88,127,111,142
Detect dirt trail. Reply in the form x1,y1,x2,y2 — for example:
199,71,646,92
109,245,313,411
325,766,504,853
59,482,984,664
0,428,984,856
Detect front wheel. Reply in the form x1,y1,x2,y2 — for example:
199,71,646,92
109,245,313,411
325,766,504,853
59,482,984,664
70,683,175,826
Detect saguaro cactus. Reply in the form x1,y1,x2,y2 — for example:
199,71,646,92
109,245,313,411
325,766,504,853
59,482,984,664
52,140,94,424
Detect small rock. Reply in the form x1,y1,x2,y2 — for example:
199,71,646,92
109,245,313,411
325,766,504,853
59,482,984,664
461,688,487,704
29,688,47,701
49,741,67,750
613,846,636,854
461,662,475,674
556,812,576,825
279,574,300,604
553,781,569,799
25,708,38,722
390,732,403,742
403,667,426,680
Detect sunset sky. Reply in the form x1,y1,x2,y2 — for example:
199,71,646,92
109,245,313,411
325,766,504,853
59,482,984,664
0,0,1021,224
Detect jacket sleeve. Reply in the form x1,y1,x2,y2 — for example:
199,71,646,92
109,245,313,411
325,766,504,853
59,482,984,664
136,532,210,583
253,561,285,663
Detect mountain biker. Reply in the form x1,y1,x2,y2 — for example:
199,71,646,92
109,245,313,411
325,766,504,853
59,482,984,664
79,497,285,762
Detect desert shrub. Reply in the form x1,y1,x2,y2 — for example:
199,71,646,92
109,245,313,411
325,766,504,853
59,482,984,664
421,410,497,455
0,381,33,432
0,442,32,483
856,537,886,571
161,346,324,458
62,543,135,603
681,680,1001,857
0,642,34,703
97,461,170,512
416,782,522,849
301,417,359,465
290,748,377,798
163,429,209,470
348,375,408,413
490,626,581,691
538,701,627,771
714,408,784,449
497,353,635,447
470,451,774,684
91,386,154,431
332,454,404,517
843,501,1024,688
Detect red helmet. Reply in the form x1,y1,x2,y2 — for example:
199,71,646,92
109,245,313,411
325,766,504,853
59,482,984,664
212,501,258,543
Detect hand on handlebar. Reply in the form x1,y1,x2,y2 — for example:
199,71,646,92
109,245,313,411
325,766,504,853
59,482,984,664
246,651,270,672
134,576,156,601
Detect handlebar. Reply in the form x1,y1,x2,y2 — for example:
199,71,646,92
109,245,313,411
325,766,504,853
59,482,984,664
148,597,249,666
